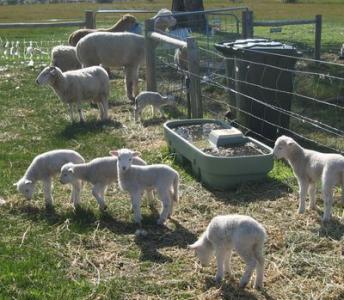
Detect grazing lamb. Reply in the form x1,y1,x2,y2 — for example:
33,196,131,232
59,155,154,210
76,9,176,102
273,135,344,221
189,215,267,289
36,65,109,123
51,45,81,72
110,148,179,225
134,91,175,122
68,14,138,46
14,150,85,208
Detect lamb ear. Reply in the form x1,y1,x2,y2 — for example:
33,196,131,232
109,150,118,157
68,168,74,174
24,179,32,185
133,151,141,157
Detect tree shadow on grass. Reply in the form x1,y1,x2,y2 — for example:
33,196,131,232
134,207,197,263
57,119,122,139
204,277,276,300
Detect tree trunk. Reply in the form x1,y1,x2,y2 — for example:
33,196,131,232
171,0,208,33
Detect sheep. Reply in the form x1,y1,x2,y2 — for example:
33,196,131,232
189,215,267,289
273,135,344,221
134,91,176,122
110,148,179,225
51,45,81,72
59,155,154,211
76,9,176,102
174,47,188,74
36,65,109,123
14,150,85,208
68,14,138,47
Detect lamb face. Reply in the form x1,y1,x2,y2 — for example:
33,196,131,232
15,178,35,200
273,135,294,159
59,163,76,184
189,238,213,267
113,149,139,172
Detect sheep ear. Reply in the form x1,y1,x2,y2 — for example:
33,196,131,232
133,151,141,157
68,168,74,174
24,179,32,185
188,241,201,250
109,150,118,157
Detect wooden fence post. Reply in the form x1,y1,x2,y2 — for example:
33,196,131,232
187,37,202,118
144,19,157,92
85,11,95,29
242,10,253,38
314,15,322,61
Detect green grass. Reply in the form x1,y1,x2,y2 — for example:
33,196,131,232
1,1,344,299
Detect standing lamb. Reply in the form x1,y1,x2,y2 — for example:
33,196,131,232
134,91,175,122
51,45,81,72
110,148,179,225
36,65,109,123
59,155,154,210
68,14,138,46
273,135,344,221
189,215,267,289
76,9,176,102
14,150,85,208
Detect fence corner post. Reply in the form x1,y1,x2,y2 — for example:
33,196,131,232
242,10,253,38
187,37,203,118
145,19,157,92
315,14,322,61
85,11,95,29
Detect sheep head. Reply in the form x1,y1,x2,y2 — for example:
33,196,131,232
273,135,297,159
153,9,176,32
110,149,140,173
36,66,61,85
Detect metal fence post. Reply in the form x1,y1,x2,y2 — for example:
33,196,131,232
85,11,95,29
315,15,322,61
242,10,253,38
187,37,202,118
224,58,236,119
144,19,157,92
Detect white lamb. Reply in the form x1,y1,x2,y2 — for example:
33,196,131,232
76,9,176,102
51,45,81,72
59,155,153,210
273,135,344,221
110,148,179,225
14,150,85,208
36,65,109,123
189,215,267,289
134,91,175,122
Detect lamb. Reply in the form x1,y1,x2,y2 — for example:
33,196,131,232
36,65,109,123
273,135,344,221
110,148,179,225
51,45,81,72
59,155,154,210
189,215,267,289
134,91,176,122
14,150,85,208
174,47,188,74
76,9,176,102
68,14,138,46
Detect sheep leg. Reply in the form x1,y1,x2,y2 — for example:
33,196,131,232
297,178,308,214
42,178,53,208
92,183,107,211
131,191,142,225
125,65,139,102
322,183,334,222
145,188,155,209
253,246,265,289
157,189,171,225
68,103,75,122
308,183,317,210
214,246,226,283
224,248,233,276
100,97,109,120
239,252,257,288
77,101,85,123
71,180,82,208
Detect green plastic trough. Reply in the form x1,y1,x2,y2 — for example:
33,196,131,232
164,119,274,190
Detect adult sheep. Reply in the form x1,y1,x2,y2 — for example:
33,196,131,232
36,65,109,123
68,14,138,46
76,9,176,102
51,45,81,72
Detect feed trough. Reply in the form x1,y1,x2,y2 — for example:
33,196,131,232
164,119,273,190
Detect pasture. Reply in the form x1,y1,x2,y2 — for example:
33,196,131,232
0,1,344,299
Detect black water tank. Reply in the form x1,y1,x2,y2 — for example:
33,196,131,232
215,39,300,141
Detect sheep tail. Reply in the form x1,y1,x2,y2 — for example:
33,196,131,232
172,174,179,203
